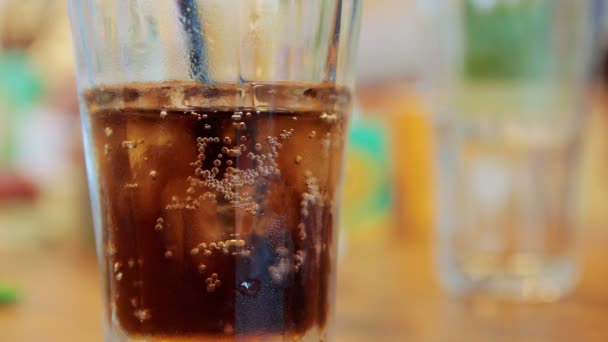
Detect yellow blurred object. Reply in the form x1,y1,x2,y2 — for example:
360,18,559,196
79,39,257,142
389,92,435,241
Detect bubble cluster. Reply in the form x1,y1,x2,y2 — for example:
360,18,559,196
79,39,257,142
195,238,247,258
298,172,323,239
124,183,139,189
320,112,338,124
165,196,186,210
190,111,203,120
206,273,221,293
172,131,286,214
133,309,151,323
154,218,164,231
121,140,139,149
294,250,305,272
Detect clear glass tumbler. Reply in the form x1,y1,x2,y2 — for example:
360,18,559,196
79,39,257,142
427,0,594,301
68,1,361,341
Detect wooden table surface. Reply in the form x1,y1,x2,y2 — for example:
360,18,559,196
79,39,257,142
1,228,608,342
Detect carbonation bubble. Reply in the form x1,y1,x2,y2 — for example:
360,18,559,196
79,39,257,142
164,250,174,259
160,110,168,118
190,248,200,256
223,137,232,144
254,143,262,152
105,127,113,137
295,156,303,164
308,131,316,139
198,264,207,273
149,170,158,179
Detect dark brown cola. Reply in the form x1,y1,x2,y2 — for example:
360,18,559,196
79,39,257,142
83,81,350,341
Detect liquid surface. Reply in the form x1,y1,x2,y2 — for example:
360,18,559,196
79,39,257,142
84,82,350,340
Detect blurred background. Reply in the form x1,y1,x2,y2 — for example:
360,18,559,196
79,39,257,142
2,0,608,341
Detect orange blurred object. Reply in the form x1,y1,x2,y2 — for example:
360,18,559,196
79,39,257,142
389,91,435,241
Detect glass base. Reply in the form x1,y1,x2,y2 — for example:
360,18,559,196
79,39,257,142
438,252,579,302
106,327,328,342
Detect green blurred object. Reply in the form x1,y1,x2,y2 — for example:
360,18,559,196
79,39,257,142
463,0,553,80
0,284,18,305
341,114,392,230
0,51,43,165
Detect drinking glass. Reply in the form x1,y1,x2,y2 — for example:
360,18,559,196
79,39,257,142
68,1,361,340
426,0,594,301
